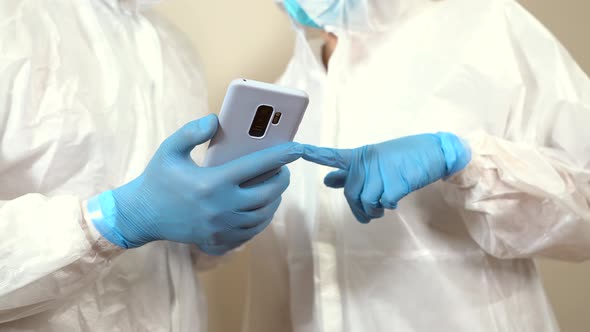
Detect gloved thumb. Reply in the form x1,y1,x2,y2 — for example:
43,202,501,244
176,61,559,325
324,169,348,188
164,114,218,157
436,132,472,176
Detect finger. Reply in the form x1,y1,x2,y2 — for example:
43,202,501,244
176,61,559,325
237,216,273,240
302,144,354,169
218,211,276,244
222,143,303,184
343,161,371,224
436,132,472,177
235,197,282,229
380,168,409,209
237,167,290,211
160,114,218,158
360,161,385,219
324,170,348,188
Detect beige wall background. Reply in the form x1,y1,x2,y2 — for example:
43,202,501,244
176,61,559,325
157,1,590,331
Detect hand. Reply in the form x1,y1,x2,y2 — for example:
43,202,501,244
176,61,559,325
302,133,470,223
91,114,303,255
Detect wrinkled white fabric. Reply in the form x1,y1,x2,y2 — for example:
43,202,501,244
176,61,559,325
0,0,211,331
244,0,590,331
117,0,163,12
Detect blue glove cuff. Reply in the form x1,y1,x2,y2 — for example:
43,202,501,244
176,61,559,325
88,191,130,249
436,132,472,176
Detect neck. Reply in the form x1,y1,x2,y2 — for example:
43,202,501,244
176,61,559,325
321,32,338,70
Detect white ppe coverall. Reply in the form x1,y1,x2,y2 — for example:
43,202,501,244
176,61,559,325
244,0,590,331
0,0,211,331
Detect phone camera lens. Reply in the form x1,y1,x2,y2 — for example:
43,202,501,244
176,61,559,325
271,112,282,125
248,105,274,138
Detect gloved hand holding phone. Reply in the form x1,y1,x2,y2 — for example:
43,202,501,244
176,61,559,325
89,114,303,255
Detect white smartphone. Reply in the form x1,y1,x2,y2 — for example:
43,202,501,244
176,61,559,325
204,79,308,185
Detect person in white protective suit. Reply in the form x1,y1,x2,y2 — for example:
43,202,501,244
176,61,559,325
243,0,590,331
0,1,302,331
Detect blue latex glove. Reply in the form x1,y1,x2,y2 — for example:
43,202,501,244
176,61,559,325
89,114,303,255
302,133,471,224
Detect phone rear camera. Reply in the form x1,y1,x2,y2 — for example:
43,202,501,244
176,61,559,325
248,105,274,138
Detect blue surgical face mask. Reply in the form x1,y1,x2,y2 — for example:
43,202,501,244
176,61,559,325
281,0,428,33
283,0,323,29
282,0,365,31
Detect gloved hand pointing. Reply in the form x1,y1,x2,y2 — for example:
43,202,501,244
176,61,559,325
88,114,302,255
302,133,470,224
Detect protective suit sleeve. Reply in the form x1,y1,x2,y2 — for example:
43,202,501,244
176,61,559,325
442,3,590,261
0,194,123,323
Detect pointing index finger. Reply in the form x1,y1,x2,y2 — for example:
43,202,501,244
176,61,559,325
302,144,354,170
